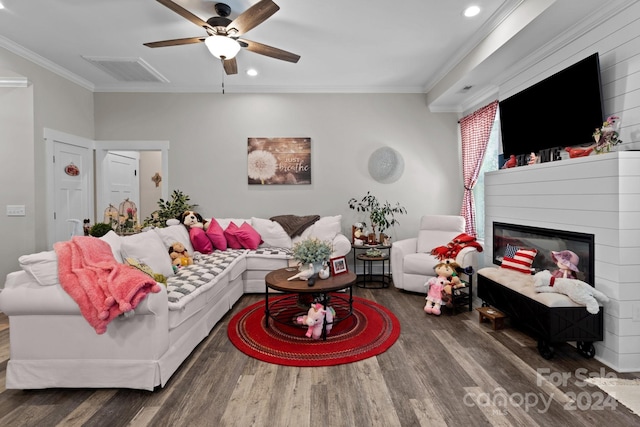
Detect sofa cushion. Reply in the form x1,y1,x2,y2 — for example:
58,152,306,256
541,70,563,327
189,228,213,254
293,215,342,245
205,218,227,250
251,217,292,248
18,250,59,286
100,231,124,263
235,222,262,249
120,231,175,277
403,252,440,276
154,224,194,254
224,222,244,249
500,248,537,274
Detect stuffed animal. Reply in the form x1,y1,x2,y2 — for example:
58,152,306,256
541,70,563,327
533,270,609,314
180,210,210,230
296,303,335,339
424,276,448,315
168,242,193,267
550,250,579,280
438,261,466,308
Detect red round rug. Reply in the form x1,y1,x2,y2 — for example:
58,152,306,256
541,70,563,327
227,294,400,367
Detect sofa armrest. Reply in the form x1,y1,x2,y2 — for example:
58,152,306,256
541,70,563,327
0,271,167,317
455,246,481,269
390,237,418,289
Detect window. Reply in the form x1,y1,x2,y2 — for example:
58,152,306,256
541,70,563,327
472,112,500,241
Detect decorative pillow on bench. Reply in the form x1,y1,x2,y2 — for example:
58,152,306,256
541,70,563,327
500,244,537,274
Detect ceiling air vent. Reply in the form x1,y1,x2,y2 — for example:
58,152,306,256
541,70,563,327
82,56,169,83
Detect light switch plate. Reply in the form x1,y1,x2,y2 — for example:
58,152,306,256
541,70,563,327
7,205,26,216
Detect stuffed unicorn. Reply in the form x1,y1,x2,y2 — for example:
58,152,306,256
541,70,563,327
533,270,609,314
296,302,335,339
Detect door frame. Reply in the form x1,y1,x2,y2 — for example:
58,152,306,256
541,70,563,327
95,140,170,228
44,128,95,248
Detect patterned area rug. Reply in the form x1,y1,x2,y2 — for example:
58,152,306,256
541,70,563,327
227,294,400,367
586,378,640,416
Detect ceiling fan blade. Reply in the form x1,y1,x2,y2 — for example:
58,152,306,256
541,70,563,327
223,58,238,75
239,39,300,63
155,0,213,31
144,37,206,48
226,0,280,37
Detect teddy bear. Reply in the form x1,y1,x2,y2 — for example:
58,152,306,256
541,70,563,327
438,261,467,308
533,270,609,314
295,302,335,339
168,242,193,267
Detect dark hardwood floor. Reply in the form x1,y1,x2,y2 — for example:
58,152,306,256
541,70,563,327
0,284,637,427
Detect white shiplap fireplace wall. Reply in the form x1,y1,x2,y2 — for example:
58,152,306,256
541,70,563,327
484,152,640,372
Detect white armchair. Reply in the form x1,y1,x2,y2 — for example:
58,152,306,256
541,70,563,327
391,215,480,293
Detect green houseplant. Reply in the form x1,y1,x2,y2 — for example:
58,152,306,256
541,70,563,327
292,238,333,267
143,189,197,228
348,191,407,241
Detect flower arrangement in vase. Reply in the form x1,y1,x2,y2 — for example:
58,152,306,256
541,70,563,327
348,191,407,244
292,238,333,272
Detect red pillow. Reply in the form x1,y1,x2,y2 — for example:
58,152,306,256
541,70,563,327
500,248,537,274
235,222,263,250
206,218,228,250
224,222,243,249
189,227,213,254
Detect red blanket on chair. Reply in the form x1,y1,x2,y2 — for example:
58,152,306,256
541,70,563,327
430,233,483,261
54,236,161,334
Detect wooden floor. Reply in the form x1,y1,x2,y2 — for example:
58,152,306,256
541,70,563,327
0,284,638,427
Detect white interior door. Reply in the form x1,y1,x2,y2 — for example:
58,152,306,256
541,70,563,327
105,151,140,221
52,140,92,243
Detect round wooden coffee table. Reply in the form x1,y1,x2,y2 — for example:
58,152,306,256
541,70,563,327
264,268,356,340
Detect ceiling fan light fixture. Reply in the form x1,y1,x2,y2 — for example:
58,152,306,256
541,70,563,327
205,35,241,60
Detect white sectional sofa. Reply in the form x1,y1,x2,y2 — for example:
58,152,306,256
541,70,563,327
0,215,350,391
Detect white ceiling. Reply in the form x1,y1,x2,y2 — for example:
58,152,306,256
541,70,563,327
0,0,611,111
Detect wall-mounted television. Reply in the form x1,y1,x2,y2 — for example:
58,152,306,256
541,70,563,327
499,53,604,162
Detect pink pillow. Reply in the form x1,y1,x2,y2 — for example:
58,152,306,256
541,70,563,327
190,227,213,254
206,218,227,250
235,222,263,250
224,222,243,249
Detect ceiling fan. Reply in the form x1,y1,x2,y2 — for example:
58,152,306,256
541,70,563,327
144,0,300,75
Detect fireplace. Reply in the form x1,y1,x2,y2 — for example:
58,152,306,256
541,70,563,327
492,222,595,286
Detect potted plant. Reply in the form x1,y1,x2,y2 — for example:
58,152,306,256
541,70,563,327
143,189,197,228
292,238,333,272
348,191,407,243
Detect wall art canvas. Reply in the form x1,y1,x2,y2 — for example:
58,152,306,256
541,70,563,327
247,137,311,185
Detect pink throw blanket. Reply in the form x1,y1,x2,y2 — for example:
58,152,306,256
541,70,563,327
54,236,161,334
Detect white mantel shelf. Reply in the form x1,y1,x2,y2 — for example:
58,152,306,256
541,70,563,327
485,151,640,372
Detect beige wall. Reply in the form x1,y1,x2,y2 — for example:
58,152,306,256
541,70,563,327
94,92,462,242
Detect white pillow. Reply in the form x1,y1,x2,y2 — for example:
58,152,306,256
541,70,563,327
18,250,59,286
120,231,175,277
154,224,194,254
99,230,124,263
251,217,292,248
297,215,342,243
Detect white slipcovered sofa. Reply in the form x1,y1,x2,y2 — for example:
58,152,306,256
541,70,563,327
0,215,350,391
390,215,480,293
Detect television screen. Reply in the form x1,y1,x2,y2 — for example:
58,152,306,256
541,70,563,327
499,53,604,159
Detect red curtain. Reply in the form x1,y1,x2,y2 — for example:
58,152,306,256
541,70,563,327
459,100,499,236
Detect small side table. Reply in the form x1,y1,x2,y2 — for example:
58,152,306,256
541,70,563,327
356,253,391,289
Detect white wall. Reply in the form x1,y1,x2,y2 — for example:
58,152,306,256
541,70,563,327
139,150,163,221
0,48,94,282
93,93,462,242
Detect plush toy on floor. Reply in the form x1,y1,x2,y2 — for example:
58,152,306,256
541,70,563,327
424,261,459,315
533,270,609,314
296,302,335,339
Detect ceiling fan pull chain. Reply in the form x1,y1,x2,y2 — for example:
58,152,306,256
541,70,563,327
221,61,225,94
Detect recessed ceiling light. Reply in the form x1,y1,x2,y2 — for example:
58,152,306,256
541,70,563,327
246,68,258,77
464,5,480,17
0,3,5,10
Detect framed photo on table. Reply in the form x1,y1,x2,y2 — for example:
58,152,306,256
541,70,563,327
330,256,348,276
